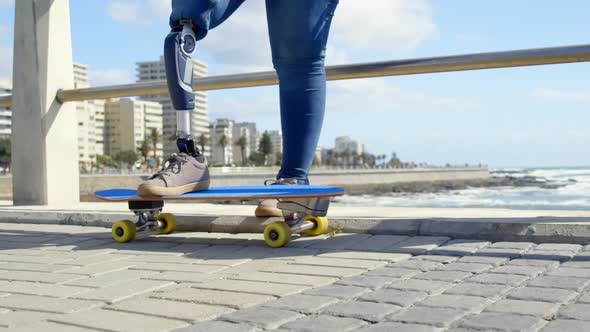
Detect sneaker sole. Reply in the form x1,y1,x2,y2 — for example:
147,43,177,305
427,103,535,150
254,205,283,218
137,180,210,197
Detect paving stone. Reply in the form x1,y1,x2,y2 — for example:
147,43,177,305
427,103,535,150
466,273,529,286
535,243,581,252
457,256,509,266
174,320,257,332
522,250,576,261
388,259,443,271
107,296,233,322
428,245,480,256
573,291,590,304
474,248,525,258
279,315,367,332
359,289,428,307
59,260,145,276
0,294,101,314
443,282,512,298
0,281,92,297
130,263,227,274
9,321,99,331
488,264,547,277
152,287,275,309
305,234,373,249
557,303,590,320
0,262,75,273
51,308,188,332
458,312,546,332
385,237,450,255
72,279,173,303
346,235,409,251
185,245,247,259
489,242,535,250
191,279,307,297
484,299,560,317
226,271,336,287
57,253,132,267
507,259,560,268
546,267,590,278
387,306,467,328
262,294,339,314
65,269,158,288
304,284,369,299
290,256,386,269
561,261,590,269
287,235,331,248
541,320,590,332
363,267,420,278
219,306,302,329
413,255,458,263
0,270,85,284
414,270,473,282
336,275,396,289
434,262,492,273
528,275,590,291
443,239,491,248
387,279,453,294
321,300,402,322
0,310,61,329
260,263,365,278
356,322,441,332
418,294,492,311
507,287,578,303
317,251,411,262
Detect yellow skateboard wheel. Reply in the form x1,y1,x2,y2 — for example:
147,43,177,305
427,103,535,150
304,215,329,236
264,222,292,248
156,213,177,234
112,220,136,243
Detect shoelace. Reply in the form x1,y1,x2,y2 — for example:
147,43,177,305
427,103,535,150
149,153,190,182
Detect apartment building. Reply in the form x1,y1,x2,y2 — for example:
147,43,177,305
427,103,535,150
104,99,163,161
136,56,209,157
209,118,234,165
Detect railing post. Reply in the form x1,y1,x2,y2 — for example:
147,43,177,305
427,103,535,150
11,0,79,206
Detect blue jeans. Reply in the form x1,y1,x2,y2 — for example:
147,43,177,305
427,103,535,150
170,0,339,185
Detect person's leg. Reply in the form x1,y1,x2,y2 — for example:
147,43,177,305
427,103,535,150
170,0,246,39
265,0,339,184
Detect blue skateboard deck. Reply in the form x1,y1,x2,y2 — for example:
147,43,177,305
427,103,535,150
95,185,345,202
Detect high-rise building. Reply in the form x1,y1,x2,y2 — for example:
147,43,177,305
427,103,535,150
0,87,11,139
73,63,105,169
233,122,257,166
136,56,209,157
104,99,163,160
267,130,282,165
209,118,234,166
335,136,363,155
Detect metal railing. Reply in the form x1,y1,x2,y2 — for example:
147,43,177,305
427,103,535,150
1,43,590,107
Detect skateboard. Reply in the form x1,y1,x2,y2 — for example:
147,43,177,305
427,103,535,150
95,185,345,248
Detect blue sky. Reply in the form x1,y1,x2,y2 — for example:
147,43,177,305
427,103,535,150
1,0,590,167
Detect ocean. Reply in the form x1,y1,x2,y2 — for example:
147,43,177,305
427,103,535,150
333,167,590,211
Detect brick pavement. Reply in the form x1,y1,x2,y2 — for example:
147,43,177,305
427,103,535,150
0,223,588,331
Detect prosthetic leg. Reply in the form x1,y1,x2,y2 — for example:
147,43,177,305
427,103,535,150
164,21,200,156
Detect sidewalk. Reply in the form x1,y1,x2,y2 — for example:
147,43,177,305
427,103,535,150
0,222,588,331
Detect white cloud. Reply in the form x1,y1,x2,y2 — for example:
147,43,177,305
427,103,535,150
90,69,132,86
0,44,12,89
108,1,143,25
531,87,590,103
0,0,13,8
330,0,436,54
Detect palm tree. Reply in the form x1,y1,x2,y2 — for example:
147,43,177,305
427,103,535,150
234,135,248,166
137,140,151,161
198,133,209,155
218,134,229,165
149,128,161,167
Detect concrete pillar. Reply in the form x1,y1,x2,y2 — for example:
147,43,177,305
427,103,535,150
11,0,79,206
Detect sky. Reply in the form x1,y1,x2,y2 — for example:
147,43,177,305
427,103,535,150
1,0,590,168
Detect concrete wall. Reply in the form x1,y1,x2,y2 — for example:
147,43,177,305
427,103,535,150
0,167,490,201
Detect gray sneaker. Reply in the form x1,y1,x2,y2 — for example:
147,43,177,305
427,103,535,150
254,178,299,217
138,153,210,197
